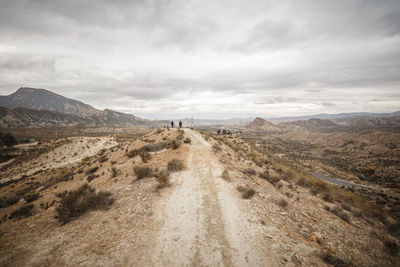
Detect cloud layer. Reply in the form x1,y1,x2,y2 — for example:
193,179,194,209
0,0,399,119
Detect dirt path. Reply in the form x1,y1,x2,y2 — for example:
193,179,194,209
147,129,275,266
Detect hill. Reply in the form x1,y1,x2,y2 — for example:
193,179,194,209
0,88,159,128
246,117,283,132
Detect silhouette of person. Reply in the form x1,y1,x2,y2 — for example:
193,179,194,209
179,120,182,128
171,121,174,128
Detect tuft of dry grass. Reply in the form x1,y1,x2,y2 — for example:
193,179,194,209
183,137,191,144
56,184,114,224
167,159,185,172
24,193,40,203
259,171,281,186
134,166,154,180
212,144,221,151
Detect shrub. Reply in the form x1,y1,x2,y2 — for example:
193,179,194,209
56,184,114,224
384,239,398,255
134,166,154,179
24,193,40,203
330,207,351,223
221,169,230,181
212,144,221,151
3,133,17,147
156,170,170,189
167,159,185,172
0,196,20,208
10,205,34,219
140,151,151,163
87,174,100,182
237,186,256,199
99,155,108,163
259,171,281,186
243,168,256,176
321,252,346,267
278,198,288,207
111,167,119,178
44,172,74,189
322,193,334,202
86,166,99,175
183,137,191,144
170,139,181,149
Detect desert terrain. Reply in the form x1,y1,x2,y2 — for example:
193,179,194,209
0,126,399,266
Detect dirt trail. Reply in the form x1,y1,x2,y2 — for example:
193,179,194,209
147,129,276,266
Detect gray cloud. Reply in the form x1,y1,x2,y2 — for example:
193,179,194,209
0,0,399,118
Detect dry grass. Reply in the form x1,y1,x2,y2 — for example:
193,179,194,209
259,171,281,186
237,186,256,199
56,184,114,224
134,166,154,179
111,167,119,178
139,151,151,163
167,159,185,172
156,170,170,189
10,204,34,219
183,137,191,144
24,193,40,203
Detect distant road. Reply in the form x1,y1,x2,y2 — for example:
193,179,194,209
311,172,369,189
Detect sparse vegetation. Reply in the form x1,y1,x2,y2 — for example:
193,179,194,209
183,137,191,144
168,159,185,172
86,166,99,175
24,193,40,203
111,167,119,178
384,239,398,255
10,205,34,219
87,174,100,182
140,151,151,163
278,198,288,207
56,184,114,224
134,166,154,179
156,170,170,189
237,186,256,199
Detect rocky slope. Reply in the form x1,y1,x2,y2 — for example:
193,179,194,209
0,88,159,128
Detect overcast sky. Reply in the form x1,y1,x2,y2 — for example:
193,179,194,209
0,0,399,119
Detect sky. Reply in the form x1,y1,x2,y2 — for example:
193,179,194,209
0,0,399,119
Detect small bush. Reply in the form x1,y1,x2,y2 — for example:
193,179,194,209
384,239,398,255
87,174,100,182
0,196,20,208
221,169,230,181
56,184,114,224
322,193,334,202
111,167,119,178
170,139,181,149
259,171,281,186
99,155,108,163
212,144,221,151
321,252,346,267
168,159,185,172
237,186,256,199
86,166,99,175
140,151,151,163
10,205,34,219
183,137,191,144
243,168,256,176
24,193,40,203
134,166,154,179
278,198,288,207
330,207,351,223
156,170,170,189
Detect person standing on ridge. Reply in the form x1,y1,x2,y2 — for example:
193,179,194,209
179,120,182,128
171,121,174,128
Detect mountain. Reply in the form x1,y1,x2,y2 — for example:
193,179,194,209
268,111,400,123
0,87,98,117
0,87,159,128
333,116,400,127
0,106,95,127
246,117,283,132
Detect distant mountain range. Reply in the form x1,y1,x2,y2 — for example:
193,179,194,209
268,111,400,123
0,87,161,128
